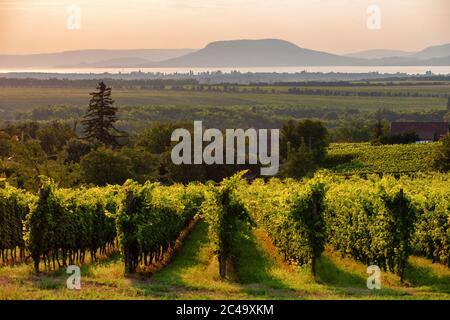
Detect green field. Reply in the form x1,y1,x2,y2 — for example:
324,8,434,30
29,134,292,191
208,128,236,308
262,84,450,96
0,86,447,113
1,84,447,132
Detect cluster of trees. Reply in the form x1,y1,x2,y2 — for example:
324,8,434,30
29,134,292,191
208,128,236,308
287,87,448,98
171,84,243,93
13,104,447,142
0,78,197,89
0,82,148,190
377,132,420,145
272,81,450,87
1,81,448,190
6,72,450,84
0,121,80,189
279,120,329,178
0,82,300,189
369,120,421,145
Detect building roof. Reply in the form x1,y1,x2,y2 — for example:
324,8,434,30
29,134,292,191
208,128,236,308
390,122,449,141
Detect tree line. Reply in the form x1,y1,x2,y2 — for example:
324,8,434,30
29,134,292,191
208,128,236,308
1,81,449,191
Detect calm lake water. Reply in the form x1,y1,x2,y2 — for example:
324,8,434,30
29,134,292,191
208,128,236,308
2,66,450,75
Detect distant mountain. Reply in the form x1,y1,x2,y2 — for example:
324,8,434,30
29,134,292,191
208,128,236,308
0,49,195,68
147,40,450,67
345,49,414,59
345,44,450,62
149,39,362,67
411,43,450,60
59,57,152,68
1,41,449,69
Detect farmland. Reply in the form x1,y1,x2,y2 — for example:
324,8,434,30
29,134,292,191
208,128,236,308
0,81,448,134
0,78,449,300
1,226,449,300
0,84,448,114
0,172,449,299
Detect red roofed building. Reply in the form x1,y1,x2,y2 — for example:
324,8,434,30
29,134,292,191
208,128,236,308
390,122,449,141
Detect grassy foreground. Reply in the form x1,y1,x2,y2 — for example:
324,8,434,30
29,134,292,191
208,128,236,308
0,221,449,300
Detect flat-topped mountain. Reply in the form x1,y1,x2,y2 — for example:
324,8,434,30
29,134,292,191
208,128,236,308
153,39,361,67
1,40,449,69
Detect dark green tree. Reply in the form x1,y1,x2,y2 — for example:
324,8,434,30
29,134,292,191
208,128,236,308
447,96,450,111
134,122,192,154
80,147,133,186
159,150,207,183
0,131,12,158
280,120,329,162
373,120,384,139
119,147,159,183
82,81,124,148
63,138,96,163
36,121,77,155
432,133,450,172
280,140,316,178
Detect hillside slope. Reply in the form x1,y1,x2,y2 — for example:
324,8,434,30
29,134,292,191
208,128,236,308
153,39,362,67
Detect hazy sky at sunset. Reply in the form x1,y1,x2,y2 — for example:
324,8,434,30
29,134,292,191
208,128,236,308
0,0,449,54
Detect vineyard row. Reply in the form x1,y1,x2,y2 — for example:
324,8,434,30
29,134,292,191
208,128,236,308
0,173,448,277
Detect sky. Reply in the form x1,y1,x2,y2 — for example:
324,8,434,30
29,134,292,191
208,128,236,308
0,0,449,55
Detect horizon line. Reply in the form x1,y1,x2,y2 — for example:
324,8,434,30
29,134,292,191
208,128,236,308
1,39,449,56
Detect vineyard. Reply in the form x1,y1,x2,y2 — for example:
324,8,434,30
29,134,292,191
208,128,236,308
0,172,449,299
237,173,449,279
326,142,438,174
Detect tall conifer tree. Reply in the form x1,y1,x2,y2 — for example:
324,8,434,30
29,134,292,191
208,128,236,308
82,81,123,147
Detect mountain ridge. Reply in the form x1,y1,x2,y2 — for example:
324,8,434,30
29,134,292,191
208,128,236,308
1,40,449,69
0,49,196,68
345,49,415,60
147,39,362,67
